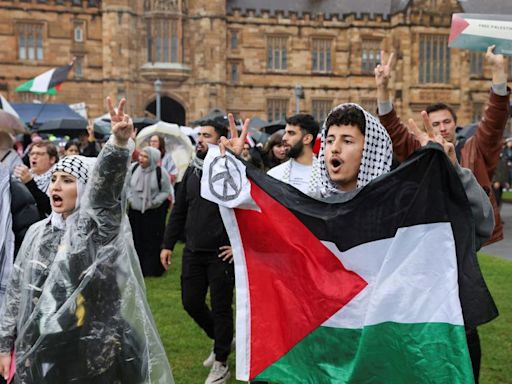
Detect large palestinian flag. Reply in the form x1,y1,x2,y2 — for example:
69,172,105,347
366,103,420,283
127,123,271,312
15,63,73,95
201,145,498,383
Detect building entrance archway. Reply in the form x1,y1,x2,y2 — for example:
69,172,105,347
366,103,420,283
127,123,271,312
146,96,186,125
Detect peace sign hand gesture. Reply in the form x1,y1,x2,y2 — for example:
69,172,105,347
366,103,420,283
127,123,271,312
407,111,457,165
374,51,395,88
219,113,250,156
106,97,134,146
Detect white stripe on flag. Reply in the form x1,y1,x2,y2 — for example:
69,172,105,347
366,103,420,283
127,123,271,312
0,95,19,118
322,222,463,329
30,68,55,93
220,206,251,381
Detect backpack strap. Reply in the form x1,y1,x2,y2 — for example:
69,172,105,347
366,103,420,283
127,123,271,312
156,166,162,191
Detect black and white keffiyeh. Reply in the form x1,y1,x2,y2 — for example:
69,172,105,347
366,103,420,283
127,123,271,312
32,168,53,193
318,103,393,197
53,155,95,184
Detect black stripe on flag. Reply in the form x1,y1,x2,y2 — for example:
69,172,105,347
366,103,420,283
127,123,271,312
48,64,72,89
244,145,498,327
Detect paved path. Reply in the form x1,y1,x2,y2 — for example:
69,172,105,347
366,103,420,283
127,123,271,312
482,202,512,260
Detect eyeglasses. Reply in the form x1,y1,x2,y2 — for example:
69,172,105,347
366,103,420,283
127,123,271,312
29,151,49,157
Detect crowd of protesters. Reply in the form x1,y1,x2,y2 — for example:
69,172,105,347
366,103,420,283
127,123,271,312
0,44,510,384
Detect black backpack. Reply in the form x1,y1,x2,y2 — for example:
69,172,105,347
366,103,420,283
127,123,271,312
131,163,162,191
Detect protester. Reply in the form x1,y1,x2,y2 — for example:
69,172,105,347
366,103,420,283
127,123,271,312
214,105,494,382
64,140,81,157
375,45,509,245
267,114,320,197
149,134,178,184
261,130,286,171
493,144,510,209
0,97,174,383
375,46,509,382
160,120,234,384
79,120,100,157
0,132,22,173
128,146,171,277
505,138,512,187
13,141,58,219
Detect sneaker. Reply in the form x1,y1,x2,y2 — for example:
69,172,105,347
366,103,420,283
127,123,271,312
204,337,235,368
205,361,230,384
203,348,216,368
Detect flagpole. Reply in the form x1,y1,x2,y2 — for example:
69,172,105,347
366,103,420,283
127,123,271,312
30,94,50,130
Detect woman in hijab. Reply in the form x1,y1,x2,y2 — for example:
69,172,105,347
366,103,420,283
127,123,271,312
0,98,174,384
128,146,171,277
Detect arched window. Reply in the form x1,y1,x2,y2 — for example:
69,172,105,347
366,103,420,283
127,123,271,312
145,0,183,64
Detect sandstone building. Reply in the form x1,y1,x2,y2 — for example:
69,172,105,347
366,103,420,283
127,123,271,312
0,0,511,132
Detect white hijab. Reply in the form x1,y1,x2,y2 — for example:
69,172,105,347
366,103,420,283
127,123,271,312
132,146,161,213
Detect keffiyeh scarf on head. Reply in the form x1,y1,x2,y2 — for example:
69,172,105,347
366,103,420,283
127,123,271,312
318,103,393,197
132,146,161,213
50,155,96,229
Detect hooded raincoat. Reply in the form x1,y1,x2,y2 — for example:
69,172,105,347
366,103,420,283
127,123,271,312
0,139,174,383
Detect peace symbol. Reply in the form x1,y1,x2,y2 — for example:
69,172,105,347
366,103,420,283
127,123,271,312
209,156,243,201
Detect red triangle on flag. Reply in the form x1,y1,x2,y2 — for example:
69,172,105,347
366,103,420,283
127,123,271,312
234,183,367,379
449,14,470,44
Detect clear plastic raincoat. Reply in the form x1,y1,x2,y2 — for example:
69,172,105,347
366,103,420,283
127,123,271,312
0,140,174,383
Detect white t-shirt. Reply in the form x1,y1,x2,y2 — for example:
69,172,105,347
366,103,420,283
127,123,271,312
267,159,313,196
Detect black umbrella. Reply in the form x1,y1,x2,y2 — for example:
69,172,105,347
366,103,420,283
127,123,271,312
261,119,286,135
133,117,158,130
249,116,268,130
37,118,87,136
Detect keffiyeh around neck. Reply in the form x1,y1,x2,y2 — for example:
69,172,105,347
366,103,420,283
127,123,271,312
32,168,53,193
318,103,393,197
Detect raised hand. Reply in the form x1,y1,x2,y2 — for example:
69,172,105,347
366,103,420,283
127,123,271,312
407,111,457,165
86,119,95,141
374,51,395,88
106,97,133,146
219,113,250,156
485,45,507,84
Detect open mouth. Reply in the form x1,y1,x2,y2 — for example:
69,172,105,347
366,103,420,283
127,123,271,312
51,195,63,207
329,158,342,172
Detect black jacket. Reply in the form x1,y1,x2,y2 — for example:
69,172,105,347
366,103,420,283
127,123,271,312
25,179,51,219
10,178,40,257
162,166,229,252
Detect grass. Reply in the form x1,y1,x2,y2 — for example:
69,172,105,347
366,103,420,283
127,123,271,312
503,190,512,203
146,245,512,384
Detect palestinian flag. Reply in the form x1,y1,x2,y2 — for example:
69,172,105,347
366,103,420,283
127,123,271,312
0,94,19,118
15,63,73,95
201,146,498,383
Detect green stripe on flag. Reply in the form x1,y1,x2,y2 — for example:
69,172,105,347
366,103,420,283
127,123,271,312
15,79,57,95
255,322,473,383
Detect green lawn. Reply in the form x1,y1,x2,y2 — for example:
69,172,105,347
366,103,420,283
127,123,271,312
503,190,512,202
146,246,512,384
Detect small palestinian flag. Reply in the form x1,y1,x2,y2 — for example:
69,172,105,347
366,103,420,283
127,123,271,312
0,94,19,118
201,145,498,383
15,62,73,95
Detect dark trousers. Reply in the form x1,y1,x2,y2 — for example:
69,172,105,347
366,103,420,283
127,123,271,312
466,326,481,384
129,203,168,277
181,248,234,362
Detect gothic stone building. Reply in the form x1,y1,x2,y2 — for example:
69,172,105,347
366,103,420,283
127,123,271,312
0,0,511,130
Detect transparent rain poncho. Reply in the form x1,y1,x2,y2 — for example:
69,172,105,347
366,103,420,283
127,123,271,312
0,140,174,383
